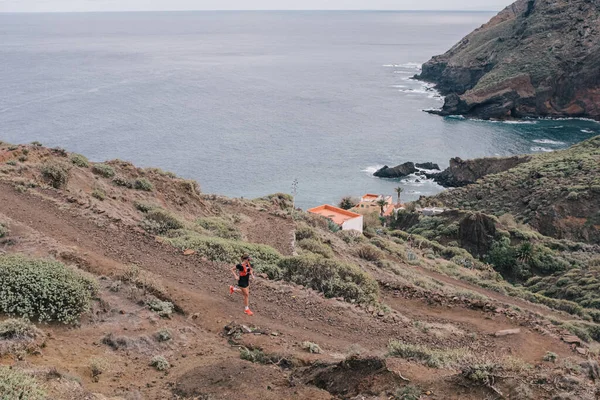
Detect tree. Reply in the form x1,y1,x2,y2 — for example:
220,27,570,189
339,196,357,210
376,198,388,216
395,186,404,204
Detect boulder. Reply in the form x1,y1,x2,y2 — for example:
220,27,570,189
494,328,521,337
373,162,417,178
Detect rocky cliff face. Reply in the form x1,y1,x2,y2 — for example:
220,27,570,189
418,0,600,120
429,155,532,187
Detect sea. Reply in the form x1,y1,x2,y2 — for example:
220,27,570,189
1,11,598,209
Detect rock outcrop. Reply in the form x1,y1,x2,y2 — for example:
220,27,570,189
418,0,600,120
429,155,531,187
374,162,417,178
415,162,440,170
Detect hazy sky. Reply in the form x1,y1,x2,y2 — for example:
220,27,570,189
0,0,510,13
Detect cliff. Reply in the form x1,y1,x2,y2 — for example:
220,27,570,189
418,0,600,120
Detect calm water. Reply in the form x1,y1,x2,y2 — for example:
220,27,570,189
1,11,598,208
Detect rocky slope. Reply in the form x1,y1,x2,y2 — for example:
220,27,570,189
418,0,600,120
431,136,600,244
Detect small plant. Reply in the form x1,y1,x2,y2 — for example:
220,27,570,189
134,201,156,213
18,156,27,163
543,351,558,363
339,196,358,210
0,366,46,400
134,178,153,191
141,209,185,235
301,341,322,354
196,217,242,240
240,347,271,364
91,188,106,201
395,384,421,400
89,357,109,379
297,238,334,258
147,299,174,318
150,355,170,371
156,329,172,342
40,161,71,189
70,153,89,168
356,244,384,262
0,223,8,238
31,141,42,147
0,319,42,340
327,219,341,233
7,145,18,151
461,363,500,388
388,340,469,369
112,175,132,188
6,160,17,166
92,163,115,178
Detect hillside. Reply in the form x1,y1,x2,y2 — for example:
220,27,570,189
418,0,600,120
1,140,600,399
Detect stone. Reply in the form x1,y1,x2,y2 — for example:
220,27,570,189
575,347,588,355
494,328,521,337
183,249,196,256
562,335,582,345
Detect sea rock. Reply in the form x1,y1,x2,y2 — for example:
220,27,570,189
373,162,416,178
427,155,531,187
417,0,600,120
415,162,440,170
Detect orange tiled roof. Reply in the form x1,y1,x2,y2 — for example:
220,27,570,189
307,205,362,225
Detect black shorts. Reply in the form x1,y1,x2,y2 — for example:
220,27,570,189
238,275,250,288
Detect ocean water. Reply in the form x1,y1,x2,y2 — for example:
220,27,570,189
1,11,598,209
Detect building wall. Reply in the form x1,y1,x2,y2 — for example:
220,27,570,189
342,216,363,233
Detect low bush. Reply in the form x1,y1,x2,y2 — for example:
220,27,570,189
167,231,282,265
277,255,378,303
394,385,422,400
0,255,97,324
134,178,153,191
295,222,317,241
239,347,280,364
155,329,172,342
141,209,185,235
543,351,558,362
297,238,334,258
40,161,71,189
0,319,42,341
89,357,109,379
92,163,115,178
70,153,89,168
91,188,106,201
150,355,170,371
134,201,156,213
0,223,8,238
196,217,242,240
356,244,385,262
112,175,133,188
147,299,174,318
301,341,322,354
0,366,46,400
388,340,470,368
337,230,363,244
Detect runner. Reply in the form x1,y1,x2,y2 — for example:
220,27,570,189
229,253,255,316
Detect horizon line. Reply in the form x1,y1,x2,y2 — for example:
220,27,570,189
0,9,500,14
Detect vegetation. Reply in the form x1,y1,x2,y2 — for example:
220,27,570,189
112,175,133,188
0,255,97,324
388,340,471,368
134,178,153,191
395,186,404,204
339,196,358,210
147,299,174,318
156,329,172,342
0,223,8,238
277,255,379,303
301,341,322,354
356,244,385,262
543,352,558,362
40,161,71,189
297,238,334,258
150,355,170,371
91,188,106,201
0,319,41,341
92,163,115,178
394,385,421,400
196,217,242,240
69,153,89,168
0,366,46,400
141,208,185,235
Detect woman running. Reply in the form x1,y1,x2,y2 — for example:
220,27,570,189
229,253,255,316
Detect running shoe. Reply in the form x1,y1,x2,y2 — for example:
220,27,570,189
244,309,254,316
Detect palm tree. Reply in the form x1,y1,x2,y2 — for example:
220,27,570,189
376,198,388,216
394,186,404,205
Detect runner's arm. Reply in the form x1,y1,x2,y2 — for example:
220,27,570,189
231,266,239,280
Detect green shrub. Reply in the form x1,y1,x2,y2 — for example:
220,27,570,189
6,160,17,166
70,153,89,168
356,244,384,262
92,163,115,178
338,196,358,210
147,299,174,318
40,161,71,189
277,255,378,303
543,351,558,362
112,175,132,188
0,255,97,324
134,201,156,213
166,232,282,265
297,238,334,258
155,329,172,342
141,209,185,234
150,355,170,371
461,363,500,387
388,340,469,368
0,366,46,400
91,189,106,201
337,230,363,244
0,223,8,238
196,217,242,240
302,341,322,354
327,220,341,233
253,263,283,280
395,385,421,400
0,319,41,340
134,178,153,191
239,347,279,364
295,222,317,241
31,141,42,147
